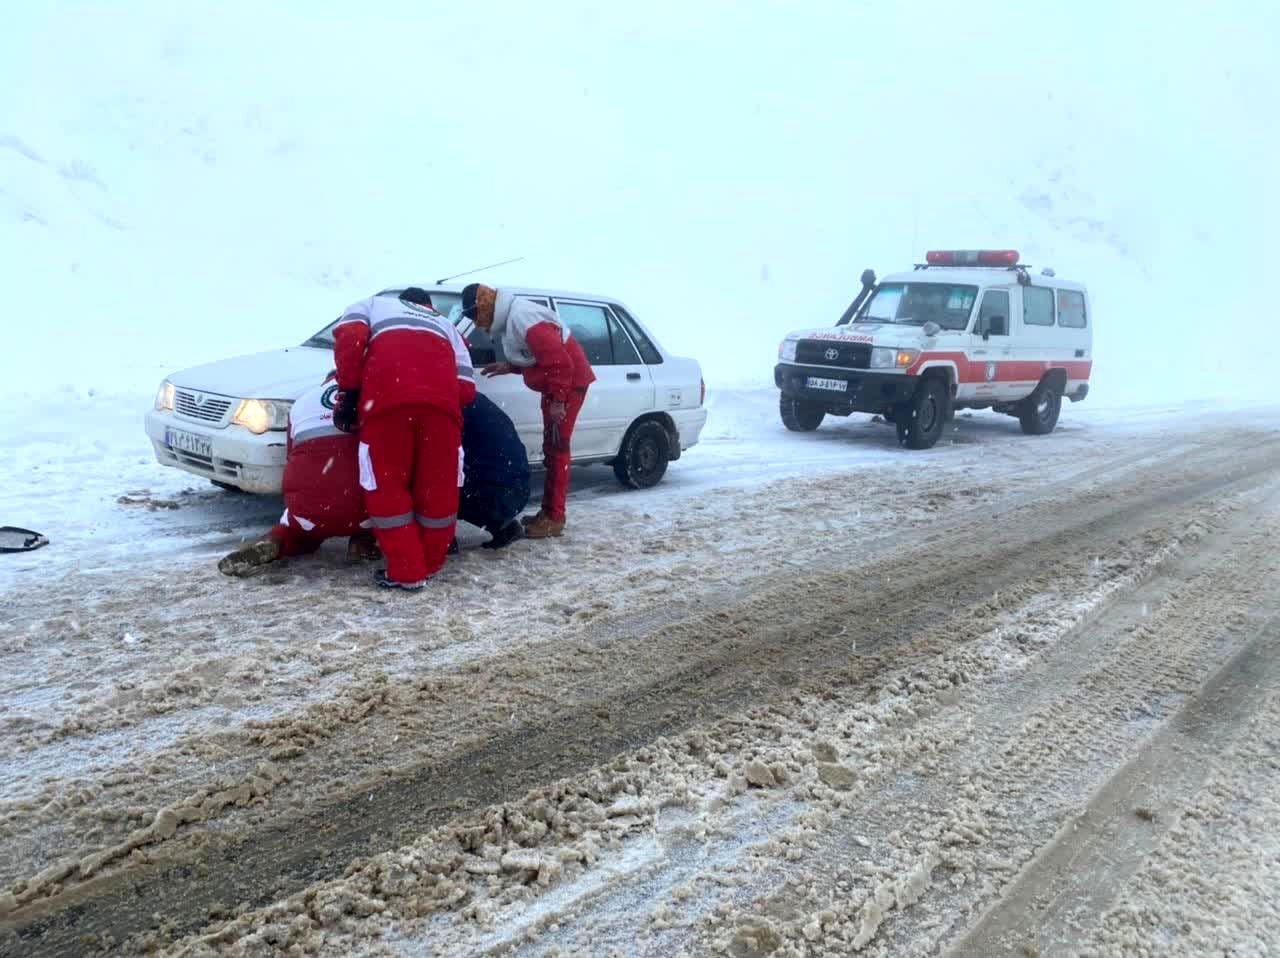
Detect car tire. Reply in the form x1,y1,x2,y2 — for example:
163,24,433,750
613,420,670,489
1018,381,1063,435
896,378,946,450
780,395,825,432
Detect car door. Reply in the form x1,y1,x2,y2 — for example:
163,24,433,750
553,300,656,458
967,288,1013,402
461,297,549,462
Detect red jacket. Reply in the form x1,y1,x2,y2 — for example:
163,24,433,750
333,294,476,426
521,323,595,402
280,383,365,535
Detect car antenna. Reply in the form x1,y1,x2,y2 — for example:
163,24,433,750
435,257,525,285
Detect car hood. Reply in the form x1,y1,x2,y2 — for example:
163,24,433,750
787,324,931,348
167,347,334,400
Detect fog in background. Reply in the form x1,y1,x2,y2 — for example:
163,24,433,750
2,1,1277,401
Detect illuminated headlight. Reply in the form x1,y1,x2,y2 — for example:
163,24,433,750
871,347,920,370
778,338,798,362
232,398,292,434
154,380,175,412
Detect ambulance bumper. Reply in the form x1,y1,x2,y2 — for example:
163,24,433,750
775,363,918,412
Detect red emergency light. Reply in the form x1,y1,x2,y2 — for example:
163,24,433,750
925,249,1020,267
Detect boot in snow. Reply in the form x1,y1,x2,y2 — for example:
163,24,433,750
524,514,565,539
218,539,281,577
346,530,382,562
520,510,546,528
482,518,525,550
374,570,429,591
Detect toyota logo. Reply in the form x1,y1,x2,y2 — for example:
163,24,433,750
823,347,840,361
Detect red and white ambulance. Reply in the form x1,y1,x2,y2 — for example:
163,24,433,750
775,250,1092,449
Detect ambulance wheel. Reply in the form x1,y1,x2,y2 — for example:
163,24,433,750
613,420,670,489
780,395,825,432
897,378,946,450
1019,383,1062,435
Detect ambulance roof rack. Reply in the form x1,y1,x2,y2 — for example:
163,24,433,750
914,250,1032,284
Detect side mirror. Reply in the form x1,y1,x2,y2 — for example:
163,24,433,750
975,317,990,340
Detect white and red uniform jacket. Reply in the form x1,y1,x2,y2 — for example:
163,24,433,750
278,381,366,537
333,294,476,426
491,291,596,403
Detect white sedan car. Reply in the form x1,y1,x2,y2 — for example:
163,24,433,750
145,285,708,493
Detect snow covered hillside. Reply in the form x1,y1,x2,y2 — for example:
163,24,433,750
2,2,1277,406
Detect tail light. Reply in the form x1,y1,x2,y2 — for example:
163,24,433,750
926,249,1020,267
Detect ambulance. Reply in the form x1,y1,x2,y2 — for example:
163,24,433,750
774,250,1092,449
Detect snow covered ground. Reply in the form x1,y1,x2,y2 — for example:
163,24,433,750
4,392,1280,956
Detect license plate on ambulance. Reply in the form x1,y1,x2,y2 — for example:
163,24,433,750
165,427,212,459
805,376,848,393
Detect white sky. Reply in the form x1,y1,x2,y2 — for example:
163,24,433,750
2,1,1277,398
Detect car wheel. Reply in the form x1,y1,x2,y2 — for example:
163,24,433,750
1019,381,1063,435
613,420,670,489
780,395,825,432
897,378,946,450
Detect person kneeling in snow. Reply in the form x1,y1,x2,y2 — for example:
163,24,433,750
218,377,378,576
460,392,530,549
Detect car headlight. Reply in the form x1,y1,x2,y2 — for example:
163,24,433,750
871,347,919,369
232,399,292,434
778,338,798,362
154,380,175,412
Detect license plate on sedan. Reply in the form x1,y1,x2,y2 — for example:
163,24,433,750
805,376,848,392
165,427,212,459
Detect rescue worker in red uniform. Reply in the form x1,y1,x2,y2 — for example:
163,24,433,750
217,377,378,576
462,284,595,538
333,287,476,589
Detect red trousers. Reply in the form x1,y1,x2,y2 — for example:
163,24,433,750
359,404,461,583
541,387,588,522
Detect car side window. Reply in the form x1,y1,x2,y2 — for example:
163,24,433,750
556,302,615,365
1057,289,1087,328
977,290,1010,336
609,315,643,364
466,326,500,365
609,305,664,364
1023,286,1055,327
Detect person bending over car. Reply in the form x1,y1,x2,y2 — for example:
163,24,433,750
332,287,475,590
462,283,595,538
459,392,530,549
218,376,379,576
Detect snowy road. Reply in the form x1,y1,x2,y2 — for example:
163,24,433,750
3,393,1280,956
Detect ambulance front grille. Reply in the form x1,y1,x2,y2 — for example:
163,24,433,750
795,341,871,369
174,389,234,423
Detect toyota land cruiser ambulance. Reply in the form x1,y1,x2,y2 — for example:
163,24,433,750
774,250,1092,449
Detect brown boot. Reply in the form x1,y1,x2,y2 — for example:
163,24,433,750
524,514,565,539
218,539,281,577
520,510,545,528
346,530,382,562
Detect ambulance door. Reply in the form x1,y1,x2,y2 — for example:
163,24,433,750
967,288,1013,403
1017,285,1059,401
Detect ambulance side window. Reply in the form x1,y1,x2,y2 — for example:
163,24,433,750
1023,286,1055,327
1058,290,1087,328
977,290,1010,336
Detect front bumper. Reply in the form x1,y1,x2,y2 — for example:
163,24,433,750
775,363,917,411
144,410,287,494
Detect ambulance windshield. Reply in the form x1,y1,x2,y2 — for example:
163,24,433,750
863,283,978,330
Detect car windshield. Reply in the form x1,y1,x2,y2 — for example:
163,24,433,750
861,283,978,330
301,291,463,348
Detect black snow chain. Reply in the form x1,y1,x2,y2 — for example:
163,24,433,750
0,526,49,553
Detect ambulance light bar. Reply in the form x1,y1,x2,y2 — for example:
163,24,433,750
925,249,1020,267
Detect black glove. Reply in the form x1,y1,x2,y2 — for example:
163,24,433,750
333,389,360,433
